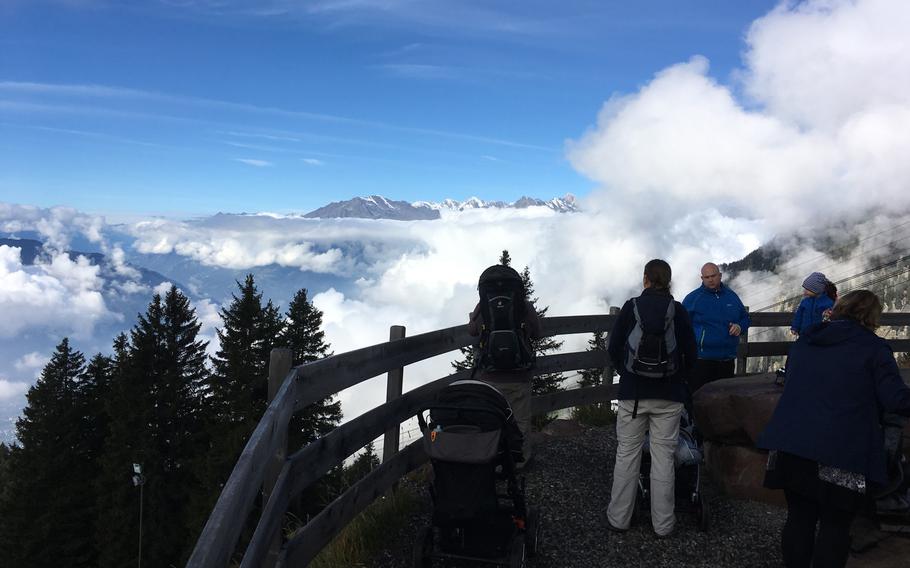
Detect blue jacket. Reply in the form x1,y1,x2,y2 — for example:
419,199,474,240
791,294,834,334
757,319,910,485
681,284,750,361
607,288,698,404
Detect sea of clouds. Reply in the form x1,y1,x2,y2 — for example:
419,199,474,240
2,0,910,444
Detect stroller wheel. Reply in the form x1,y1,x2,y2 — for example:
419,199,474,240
525,507,541,557
696,493,710,532
412,526,434,567
508,534,526,568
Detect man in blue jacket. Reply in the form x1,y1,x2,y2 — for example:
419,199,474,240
682,262,750,393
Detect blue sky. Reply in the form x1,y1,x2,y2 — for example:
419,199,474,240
1,0,778,216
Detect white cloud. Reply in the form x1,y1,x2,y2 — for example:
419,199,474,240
234,158,274,167
0,378,29,401
743,0,910,132
0,245,113,339
302,158,325,166
567,0,910,231
0,203,105,251
13,352,49,373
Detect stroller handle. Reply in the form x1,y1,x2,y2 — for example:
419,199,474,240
416,404,507,434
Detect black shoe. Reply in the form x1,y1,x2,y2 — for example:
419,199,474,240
605,521,628,534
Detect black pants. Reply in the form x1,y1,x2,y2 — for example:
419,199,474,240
782,489,855,568
687,358,735,394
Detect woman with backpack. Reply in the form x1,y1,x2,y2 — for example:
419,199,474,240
605,259,697,537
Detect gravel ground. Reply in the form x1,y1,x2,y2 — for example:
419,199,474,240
369,422,787,568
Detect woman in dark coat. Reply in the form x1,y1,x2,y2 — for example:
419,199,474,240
757,290,910,567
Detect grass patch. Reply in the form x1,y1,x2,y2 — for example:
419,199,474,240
572,403,616,427
307,482,421,568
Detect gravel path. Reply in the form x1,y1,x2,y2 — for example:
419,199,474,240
370,422,787,568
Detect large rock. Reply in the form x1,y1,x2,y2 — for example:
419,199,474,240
692,373,782,446
703,441,785,506
694,371,910,458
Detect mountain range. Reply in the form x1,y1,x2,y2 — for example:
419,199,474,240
303,194,578,220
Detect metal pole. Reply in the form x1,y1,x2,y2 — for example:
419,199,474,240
138,481,143,568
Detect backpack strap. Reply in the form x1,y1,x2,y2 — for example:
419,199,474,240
631,298,644,330
661,300,675,379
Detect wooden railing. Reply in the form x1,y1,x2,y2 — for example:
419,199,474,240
187,311,910,568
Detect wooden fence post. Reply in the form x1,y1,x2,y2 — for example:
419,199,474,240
382,325,406,463
736,306,750,376
601,306,620,385
264,348,293,568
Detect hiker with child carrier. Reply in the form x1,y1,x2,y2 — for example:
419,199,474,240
467,264,541,466
413,264,542,568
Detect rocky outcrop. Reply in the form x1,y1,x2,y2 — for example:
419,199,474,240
693,371,910,505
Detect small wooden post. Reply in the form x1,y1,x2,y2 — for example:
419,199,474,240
602,306,621,384
382,325,406,463
736,306,750,376
264,348,293,568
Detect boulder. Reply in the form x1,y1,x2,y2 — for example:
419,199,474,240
703,441,785,506
694,371,910,460
692,373,782,446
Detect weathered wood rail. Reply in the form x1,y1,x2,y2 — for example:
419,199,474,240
187,311,910,568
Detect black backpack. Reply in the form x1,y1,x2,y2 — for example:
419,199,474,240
476,265,535,372
624,297,678,379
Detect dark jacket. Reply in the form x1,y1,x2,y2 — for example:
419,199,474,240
468,300,541,384
607,288,698,403
682,284,750,361
790,294,834,334
757,319,910,485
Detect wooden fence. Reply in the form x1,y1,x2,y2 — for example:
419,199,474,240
187,311,910,568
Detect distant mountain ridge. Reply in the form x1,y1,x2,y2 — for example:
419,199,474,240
303,194,578,220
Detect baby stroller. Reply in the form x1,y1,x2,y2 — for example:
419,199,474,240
634,409,710,531
413,380,540,568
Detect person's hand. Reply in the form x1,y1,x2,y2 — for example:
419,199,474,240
790,329,798,337
728,323,741,337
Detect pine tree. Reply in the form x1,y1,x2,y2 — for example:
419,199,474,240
209,274,284,426
194,274,285,542
0,339,97,568
521,265,564,397
95,287,210,567
278,288,342,450
343,441,380,487
572,330,616,425
577,331,607,388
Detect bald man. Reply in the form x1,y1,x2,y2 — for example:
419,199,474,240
682,263,751,393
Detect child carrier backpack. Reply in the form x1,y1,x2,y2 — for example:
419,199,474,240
625,297,678,378
476,265,535,373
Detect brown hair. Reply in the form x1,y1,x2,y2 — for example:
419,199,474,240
830,289,882,330
644,259,672,291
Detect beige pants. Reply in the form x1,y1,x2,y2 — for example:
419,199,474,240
488,380,532,462
607,399,683,536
